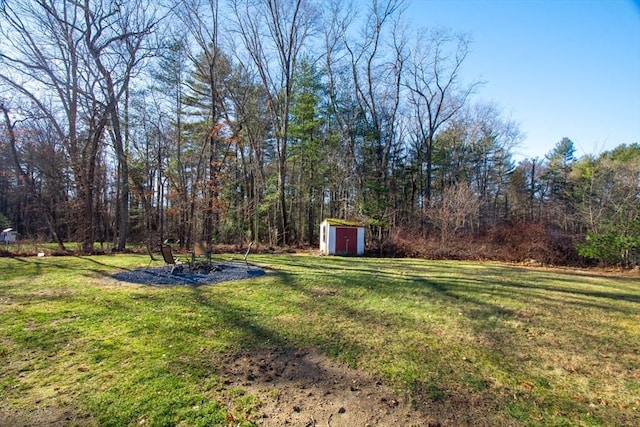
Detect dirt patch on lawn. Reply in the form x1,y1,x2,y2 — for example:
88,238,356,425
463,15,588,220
0,406,94,427
2,347,502,426
221,348,440,426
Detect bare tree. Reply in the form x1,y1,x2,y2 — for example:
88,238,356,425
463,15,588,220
342,0,406,244
406,28,480,205
231,0,317,245
0,0,158,252
0,102,67,249
223,64,271,244
1,0,100,252
84,0,158,251
430,103,521,225
429,184,479,242
171,0,229,245
320,0,359,220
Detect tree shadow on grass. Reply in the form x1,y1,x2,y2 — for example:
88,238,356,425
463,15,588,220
178,277,432,425
0,255,133,283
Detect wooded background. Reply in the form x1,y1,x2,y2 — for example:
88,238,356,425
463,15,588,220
1,0,638,267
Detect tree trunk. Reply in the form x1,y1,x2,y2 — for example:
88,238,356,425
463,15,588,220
278,138,288,245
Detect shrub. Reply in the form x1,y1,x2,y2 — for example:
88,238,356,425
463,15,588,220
577,230,640,267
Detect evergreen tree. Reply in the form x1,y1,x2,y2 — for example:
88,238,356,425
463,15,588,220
577,144,640,266
544,137,576,201
289,59,326,244
182,45,233,245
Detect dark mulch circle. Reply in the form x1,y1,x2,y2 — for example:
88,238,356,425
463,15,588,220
111,263,265,286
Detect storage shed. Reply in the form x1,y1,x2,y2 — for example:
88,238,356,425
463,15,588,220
319,219,365,256
1,228,17,244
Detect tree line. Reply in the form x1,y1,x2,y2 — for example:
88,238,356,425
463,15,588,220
1,0,638,266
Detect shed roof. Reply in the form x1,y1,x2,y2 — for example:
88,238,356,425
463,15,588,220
323,218,364,227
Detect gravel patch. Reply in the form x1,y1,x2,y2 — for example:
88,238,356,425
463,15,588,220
111,263,265,286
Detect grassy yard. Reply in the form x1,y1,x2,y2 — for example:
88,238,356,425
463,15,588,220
0,254,638,426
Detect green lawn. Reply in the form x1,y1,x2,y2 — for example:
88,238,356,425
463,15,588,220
0,254,638,426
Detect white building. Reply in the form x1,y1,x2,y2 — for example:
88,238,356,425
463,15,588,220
1,228,17,244
319,219,365,256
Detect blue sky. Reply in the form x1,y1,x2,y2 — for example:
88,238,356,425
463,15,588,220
405,0,640,161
